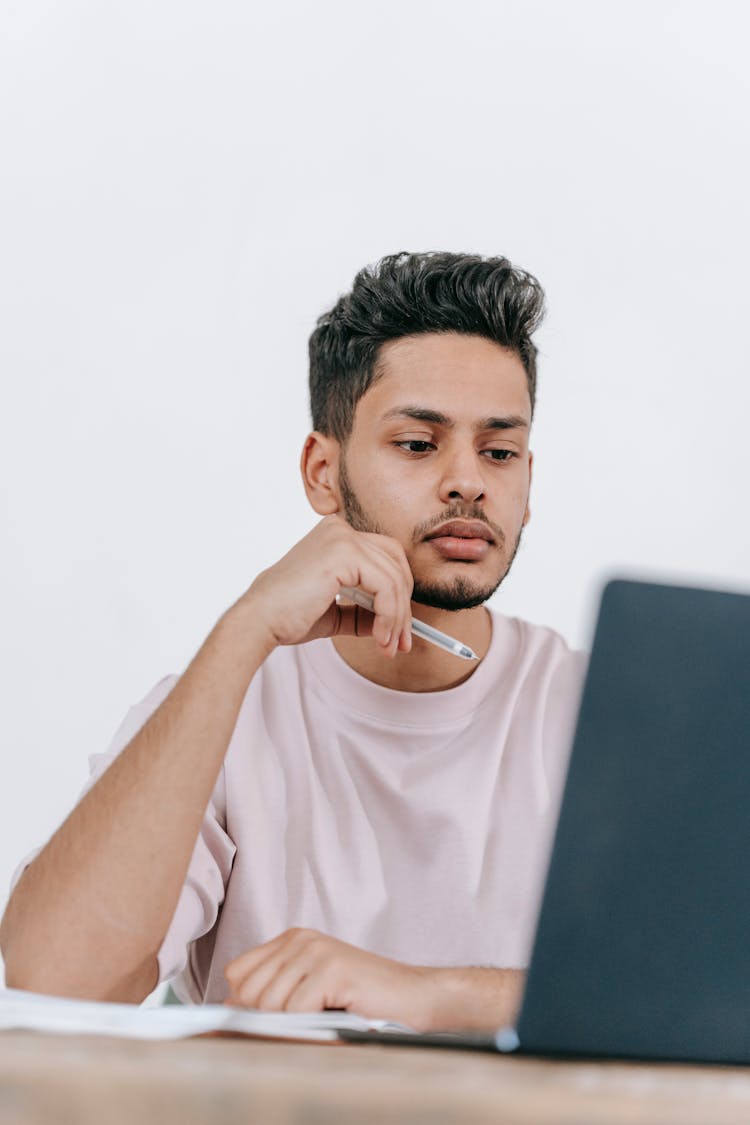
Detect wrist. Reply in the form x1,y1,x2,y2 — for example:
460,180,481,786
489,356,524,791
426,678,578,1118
421,967,525,1033
216,591,279,670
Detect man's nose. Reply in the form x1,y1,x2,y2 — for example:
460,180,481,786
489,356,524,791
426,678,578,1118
438,448,485,504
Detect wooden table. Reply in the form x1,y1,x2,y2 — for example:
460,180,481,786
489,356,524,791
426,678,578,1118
3,1030,750,1124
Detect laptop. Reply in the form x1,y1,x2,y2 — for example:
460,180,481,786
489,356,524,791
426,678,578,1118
342,578,750,1063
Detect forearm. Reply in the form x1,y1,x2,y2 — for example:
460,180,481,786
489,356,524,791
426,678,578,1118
0,601,273,1002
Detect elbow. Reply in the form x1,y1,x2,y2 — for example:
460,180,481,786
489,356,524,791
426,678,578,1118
1,881,160,1002
0,906,24,989
1,941,42,995
3,961,159,1005
1,867,40,990
2,929,159,1004
0,897,58,995
3,960,38,994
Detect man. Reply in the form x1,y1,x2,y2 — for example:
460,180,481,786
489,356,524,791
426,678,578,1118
1,252,585,1032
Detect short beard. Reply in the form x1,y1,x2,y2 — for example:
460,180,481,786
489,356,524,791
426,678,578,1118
338,453,384,534
410,530,522,610
337,454,524,612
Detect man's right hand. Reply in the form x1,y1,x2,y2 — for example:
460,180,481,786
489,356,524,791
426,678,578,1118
0,515,415,1001
233,515,415,659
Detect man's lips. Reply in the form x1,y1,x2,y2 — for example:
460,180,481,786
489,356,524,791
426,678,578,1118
425,520,494,543
424,520,495,561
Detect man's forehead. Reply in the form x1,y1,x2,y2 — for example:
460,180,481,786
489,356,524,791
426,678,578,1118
360,332,531,425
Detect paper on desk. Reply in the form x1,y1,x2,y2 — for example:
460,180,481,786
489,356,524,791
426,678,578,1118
0,988,413,1042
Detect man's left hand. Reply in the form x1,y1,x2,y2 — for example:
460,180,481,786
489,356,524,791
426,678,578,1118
223,927,436,1031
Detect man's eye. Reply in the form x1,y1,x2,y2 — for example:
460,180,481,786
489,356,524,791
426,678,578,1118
484,449,515,462
396,441,434,454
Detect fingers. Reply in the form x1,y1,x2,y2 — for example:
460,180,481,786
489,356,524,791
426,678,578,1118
362,534,414,656
224,929,345,1013
245,514,415,655
224,931,287,988
283,970,335,1014
337,539,413,658
228,948,308,1011
363,533,415,597
225,937,295,1010
224,928,429,1027
303,533,413,656
304,600,377,647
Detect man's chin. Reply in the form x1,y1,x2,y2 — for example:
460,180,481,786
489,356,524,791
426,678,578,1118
411,575,502,612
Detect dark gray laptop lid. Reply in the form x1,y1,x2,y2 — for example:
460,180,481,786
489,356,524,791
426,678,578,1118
518,578,750,1063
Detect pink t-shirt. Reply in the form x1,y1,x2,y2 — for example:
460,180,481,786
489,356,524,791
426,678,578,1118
12,610,586,1004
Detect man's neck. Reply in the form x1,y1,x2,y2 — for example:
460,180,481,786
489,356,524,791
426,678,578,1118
331,605,493,693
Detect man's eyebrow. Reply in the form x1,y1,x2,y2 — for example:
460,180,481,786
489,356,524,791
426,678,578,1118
380,406,529,431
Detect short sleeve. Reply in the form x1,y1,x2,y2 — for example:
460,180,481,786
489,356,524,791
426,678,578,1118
8,674,237,992
155,768,236,989
9,674,181,894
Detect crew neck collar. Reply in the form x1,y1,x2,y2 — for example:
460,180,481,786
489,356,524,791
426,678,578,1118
299,609,517,727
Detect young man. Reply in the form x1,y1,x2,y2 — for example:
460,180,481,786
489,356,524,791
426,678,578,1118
1,252,585,1032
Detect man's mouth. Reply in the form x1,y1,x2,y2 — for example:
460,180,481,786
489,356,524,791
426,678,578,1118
425,520,495,561
426,519,494,543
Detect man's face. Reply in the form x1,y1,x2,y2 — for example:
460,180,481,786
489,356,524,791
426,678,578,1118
335,332,533,611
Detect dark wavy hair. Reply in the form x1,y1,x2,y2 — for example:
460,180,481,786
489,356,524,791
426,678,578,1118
308,251,546,444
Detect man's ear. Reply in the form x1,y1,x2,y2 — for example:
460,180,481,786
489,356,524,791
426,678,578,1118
300,431,341,515
523,450,533,527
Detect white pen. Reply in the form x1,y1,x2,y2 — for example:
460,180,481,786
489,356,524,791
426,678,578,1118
337,586,478,661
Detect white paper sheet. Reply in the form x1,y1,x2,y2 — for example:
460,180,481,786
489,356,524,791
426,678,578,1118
0,988,412,1042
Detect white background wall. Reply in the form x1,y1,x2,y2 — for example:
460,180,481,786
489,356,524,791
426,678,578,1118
1,1,748,969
